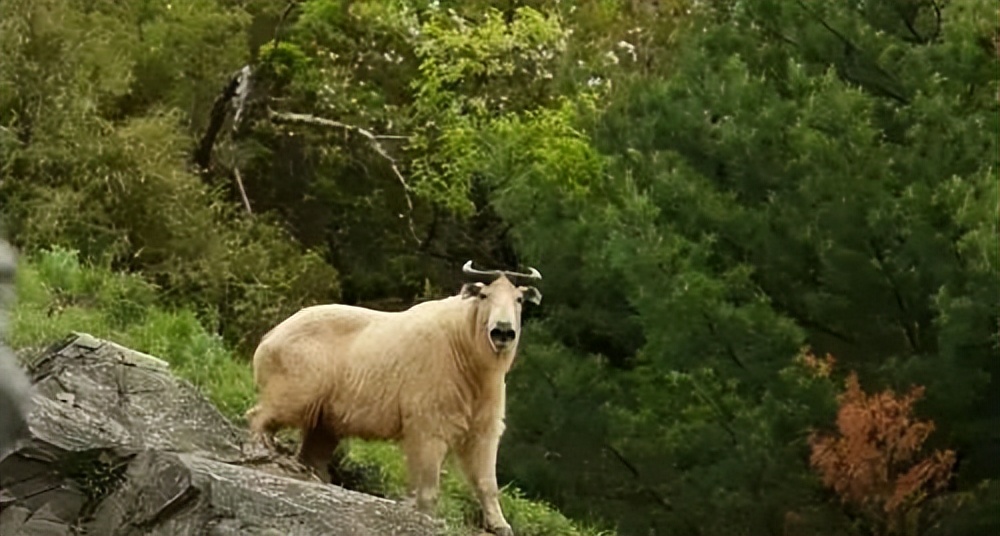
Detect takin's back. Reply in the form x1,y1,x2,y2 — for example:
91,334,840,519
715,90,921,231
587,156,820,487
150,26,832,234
254,296,471,391
251,296,481,440
257,296,471,368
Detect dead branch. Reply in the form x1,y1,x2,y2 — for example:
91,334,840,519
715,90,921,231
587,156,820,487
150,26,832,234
231,65,253,130
193,65,256,216
267,109,422,246
194,69,244,172
233,167,253,214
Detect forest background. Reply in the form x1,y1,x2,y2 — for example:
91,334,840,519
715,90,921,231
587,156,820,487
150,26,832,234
1,1,997,535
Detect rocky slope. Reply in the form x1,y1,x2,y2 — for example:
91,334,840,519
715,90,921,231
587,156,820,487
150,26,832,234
0,332,442,536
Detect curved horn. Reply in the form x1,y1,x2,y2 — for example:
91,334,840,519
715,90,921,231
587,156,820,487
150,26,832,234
462,260,542,284
462,260,503,282
502,266,542,282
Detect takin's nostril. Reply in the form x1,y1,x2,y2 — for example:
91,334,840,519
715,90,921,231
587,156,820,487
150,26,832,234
490,328,516,342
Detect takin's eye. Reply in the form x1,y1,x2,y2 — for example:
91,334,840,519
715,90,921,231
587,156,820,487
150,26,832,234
478,293,488,300
516,296,524,304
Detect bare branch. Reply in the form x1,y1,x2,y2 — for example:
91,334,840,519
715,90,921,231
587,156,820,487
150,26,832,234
793,0,909,104
892,1,925,44
267,109,422,247
927,0,943,42
867,239,921,354
233,167,253,214
231,65,253,130
274,1,299,48
603,443,703,534
604,442,675,512
194,70,243,172
794,315,857,345
193,65,255,213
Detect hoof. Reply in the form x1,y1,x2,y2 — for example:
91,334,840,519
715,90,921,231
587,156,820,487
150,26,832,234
307,469,329,483
251,432,277,453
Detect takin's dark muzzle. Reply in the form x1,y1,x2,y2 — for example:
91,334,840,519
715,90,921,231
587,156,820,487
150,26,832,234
488,321,517,353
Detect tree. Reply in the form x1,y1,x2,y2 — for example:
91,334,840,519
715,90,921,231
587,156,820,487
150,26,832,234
473,0,997,533
2,0,996,534
0,0,341,351
810,371,957,536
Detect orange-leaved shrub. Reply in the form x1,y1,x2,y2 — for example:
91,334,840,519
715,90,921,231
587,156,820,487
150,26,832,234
808,370,956,536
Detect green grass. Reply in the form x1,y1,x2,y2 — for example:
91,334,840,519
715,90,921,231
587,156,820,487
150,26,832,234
8,246,611,536
9,245,256,417
342,440,608,535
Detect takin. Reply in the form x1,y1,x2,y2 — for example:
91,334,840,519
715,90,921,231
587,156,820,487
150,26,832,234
247,260,543,536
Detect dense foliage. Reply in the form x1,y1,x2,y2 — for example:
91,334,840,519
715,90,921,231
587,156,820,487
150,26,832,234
2,1,996,535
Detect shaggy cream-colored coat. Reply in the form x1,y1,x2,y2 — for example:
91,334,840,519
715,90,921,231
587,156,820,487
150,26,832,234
248,276,541,536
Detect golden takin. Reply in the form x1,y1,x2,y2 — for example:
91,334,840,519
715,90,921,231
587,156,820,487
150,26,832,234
247,260,543,536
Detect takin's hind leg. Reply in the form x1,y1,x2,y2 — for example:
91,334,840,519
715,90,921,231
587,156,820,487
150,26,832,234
246,404,280,452
297,425,340,484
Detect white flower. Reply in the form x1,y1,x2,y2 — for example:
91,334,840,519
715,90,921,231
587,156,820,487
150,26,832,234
616,40,637,62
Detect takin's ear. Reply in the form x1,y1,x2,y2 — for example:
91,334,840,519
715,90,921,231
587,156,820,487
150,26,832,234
461,282,486,299
520,286,542,305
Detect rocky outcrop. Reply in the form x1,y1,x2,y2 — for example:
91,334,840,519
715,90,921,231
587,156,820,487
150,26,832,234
0,332,443,536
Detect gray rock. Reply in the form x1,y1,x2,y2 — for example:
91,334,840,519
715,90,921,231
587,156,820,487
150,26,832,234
0,332,443,535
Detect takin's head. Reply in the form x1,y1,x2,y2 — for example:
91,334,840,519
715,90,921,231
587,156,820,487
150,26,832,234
460,260,542,355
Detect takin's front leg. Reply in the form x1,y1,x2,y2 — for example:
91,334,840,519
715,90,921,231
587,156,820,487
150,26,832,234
402,434,449,514
456,428,513,536
246,404,278,452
